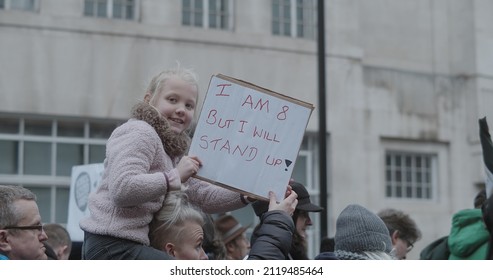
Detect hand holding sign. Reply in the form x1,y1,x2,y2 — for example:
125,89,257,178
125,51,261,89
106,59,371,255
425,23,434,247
189,74,313,201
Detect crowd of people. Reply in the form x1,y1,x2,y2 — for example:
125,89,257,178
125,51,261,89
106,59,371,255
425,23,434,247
2,182,493,260
2,65,493,260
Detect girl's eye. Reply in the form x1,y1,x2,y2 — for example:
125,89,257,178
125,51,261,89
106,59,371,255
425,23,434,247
186,103,195,110
168,97,177,103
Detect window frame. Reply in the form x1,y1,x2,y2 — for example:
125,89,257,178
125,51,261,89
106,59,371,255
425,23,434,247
272,0,317,40
0,0,39,12
382,138,448,202
182,0,234,31
83,0,140,21
385,151,436,199
0,114,123,224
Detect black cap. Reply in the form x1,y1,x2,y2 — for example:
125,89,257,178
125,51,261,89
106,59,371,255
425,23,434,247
291,181,323,212
251,181,323,217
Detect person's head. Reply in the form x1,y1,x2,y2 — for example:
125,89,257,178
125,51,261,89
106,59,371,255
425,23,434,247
0,185,48,260
214,214,250,260
252,181,322,259
143,65,199,134
149,190,208,260
334,204,394,260
377,208,421,260
319,236,335,253
202,213,227,260
290,182,323,241
43,223,72,260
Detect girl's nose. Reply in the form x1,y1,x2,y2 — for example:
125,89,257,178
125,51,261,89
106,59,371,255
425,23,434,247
175,104,185,115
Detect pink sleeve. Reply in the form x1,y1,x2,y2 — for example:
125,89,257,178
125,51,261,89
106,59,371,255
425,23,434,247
164,168,182,191
185,177,247,213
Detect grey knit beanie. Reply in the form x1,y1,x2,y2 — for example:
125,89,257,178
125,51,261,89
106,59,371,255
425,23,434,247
334,204,392,254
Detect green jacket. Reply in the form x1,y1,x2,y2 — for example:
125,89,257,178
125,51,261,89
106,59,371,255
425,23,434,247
448,209,489,260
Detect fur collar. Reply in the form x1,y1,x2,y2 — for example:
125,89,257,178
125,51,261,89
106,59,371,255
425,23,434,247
131,102,190,158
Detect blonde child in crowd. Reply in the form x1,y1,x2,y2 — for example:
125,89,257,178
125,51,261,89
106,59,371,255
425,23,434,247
80,65,250,259
149,188,298,260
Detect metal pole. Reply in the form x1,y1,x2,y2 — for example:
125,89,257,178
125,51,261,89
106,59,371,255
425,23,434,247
317,0,328,239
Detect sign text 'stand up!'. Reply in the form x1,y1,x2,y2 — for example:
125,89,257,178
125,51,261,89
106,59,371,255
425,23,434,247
189,74,314,201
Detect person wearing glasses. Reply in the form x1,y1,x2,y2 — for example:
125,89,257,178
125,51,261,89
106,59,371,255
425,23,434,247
0,185,48,260
378,208,422,260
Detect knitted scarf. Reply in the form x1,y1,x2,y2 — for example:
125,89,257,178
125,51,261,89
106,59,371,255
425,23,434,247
131,101,191,158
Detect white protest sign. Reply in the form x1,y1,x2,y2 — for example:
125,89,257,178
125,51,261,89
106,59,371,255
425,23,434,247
189,74,313,201
67,163,104,242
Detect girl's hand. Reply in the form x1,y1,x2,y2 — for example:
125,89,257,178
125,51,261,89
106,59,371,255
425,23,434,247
176,155,202,182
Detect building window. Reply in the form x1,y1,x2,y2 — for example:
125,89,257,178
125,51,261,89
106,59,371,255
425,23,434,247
84,0,108,18
182,0,233,30
385,151,436,199
272,0,317,40
0,115,123,224
113,0,134,19
0,0,37,11
84,0,138,20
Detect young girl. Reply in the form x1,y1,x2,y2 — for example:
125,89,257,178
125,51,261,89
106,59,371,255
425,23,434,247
80,66,250,259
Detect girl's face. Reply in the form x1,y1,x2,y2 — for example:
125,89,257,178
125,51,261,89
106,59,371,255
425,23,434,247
147,76,198,134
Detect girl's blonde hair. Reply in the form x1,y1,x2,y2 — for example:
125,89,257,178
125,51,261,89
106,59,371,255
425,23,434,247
149,190,204,250
146,63,199,105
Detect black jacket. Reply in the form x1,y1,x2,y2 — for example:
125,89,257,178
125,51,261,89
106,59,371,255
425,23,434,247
247,210,294,260
419,236,450,260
